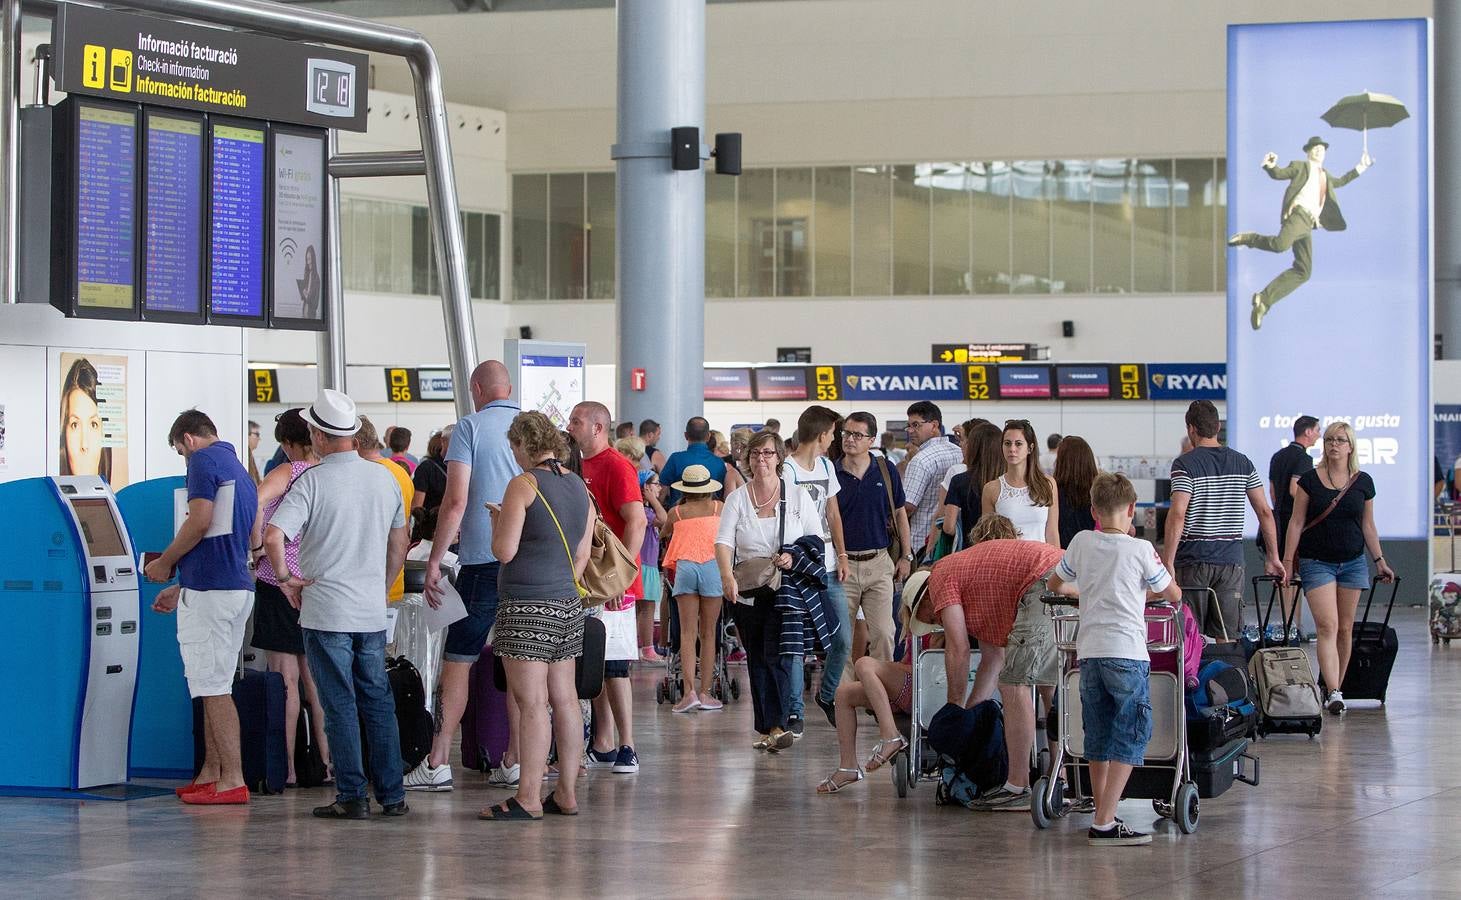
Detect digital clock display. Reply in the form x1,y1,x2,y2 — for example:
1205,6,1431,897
305,59,356,118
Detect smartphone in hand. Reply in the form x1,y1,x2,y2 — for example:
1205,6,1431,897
485,501,502,514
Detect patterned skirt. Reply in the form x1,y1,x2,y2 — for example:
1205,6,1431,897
494,594,586,663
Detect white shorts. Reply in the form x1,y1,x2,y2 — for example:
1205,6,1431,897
176,588,254,699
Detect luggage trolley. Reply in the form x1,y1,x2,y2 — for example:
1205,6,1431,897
891,629,980,798
1031,597,1202,834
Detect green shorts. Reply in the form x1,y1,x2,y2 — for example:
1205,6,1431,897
997,570,1058,687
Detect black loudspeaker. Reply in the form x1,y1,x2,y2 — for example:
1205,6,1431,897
1061,320,1075,338
671,126,700,171
519,326,533,340
714,132,742,175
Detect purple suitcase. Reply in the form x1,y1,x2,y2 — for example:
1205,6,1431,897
460,649,510,772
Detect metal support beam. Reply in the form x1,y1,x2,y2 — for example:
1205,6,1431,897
329,149,427,178
8,0,480,417
319,129,346,392
1438,6,1460,357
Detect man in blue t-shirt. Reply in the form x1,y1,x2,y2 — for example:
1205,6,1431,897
144,409,257,805
659,417,727,506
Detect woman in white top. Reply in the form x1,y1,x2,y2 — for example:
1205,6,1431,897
981,419,1059,546
716,431,821,753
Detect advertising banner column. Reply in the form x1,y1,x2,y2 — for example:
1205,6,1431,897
1228,19,1431,542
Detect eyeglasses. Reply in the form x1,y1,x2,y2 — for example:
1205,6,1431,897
904,421,927,431
748,449,780,458
1323,436,1350,445
842,430,873,441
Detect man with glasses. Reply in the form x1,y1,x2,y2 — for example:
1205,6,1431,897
834,412,912,689
901,401,963,559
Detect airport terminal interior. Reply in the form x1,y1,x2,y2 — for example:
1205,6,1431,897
2,0,1461,897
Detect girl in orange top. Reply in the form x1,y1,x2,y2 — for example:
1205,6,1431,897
661,464,725,713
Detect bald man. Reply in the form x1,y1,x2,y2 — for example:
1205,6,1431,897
409,361,523,793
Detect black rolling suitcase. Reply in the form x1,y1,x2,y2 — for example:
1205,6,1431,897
1189,737,1260,799
1331,576,1401,703
194,669,289,794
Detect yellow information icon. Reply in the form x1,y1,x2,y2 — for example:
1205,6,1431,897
108,49,132,93
81,45,106,89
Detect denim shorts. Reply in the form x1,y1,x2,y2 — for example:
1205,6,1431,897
1298,554,1370,591
672,559,723,598
1079,657,1153,766
444,562,500,663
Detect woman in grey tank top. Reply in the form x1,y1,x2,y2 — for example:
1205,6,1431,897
480,412,595,822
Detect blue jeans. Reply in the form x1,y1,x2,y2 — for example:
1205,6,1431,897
444,562,501,663
787,575,850,715
1079,657,1152,766
303,628,405,807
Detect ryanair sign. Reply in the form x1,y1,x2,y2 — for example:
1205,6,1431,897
1147,364,1227,401
840,366,964,400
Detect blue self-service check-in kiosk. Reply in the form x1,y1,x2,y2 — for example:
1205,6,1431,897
0,476,140,791
116,476,192,779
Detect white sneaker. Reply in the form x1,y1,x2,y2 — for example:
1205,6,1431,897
487,762,520,787
1326,690,1346,715
403,760,453,792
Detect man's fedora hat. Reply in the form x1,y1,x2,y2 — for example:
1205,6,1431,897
307,389,361,437
1303,136,1330,152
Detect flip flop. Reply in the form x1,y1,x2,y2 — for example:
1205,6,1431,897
478,797,542,821
543,793,579,816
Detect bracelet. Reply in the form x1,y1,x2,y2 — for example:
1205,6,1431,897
836,552,849,559
1374,555,1384,563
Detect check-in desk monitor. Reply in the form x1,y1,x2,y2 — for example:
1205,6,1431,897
0,476,139,790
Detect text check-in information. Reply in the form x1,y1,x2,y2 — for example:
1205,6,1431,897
143,114,203,317
208,123,265,321
76,104,137,310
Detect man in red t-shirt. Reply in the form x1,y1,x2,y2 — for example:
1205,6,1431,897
567,401,648,775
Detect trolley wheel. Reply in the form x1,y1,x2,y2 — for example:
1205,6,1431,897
1175,783,1199,834
1030,777,1053,829
656,683,665,705
1050,778,1066,818
893,753,910,798
730,678,741,700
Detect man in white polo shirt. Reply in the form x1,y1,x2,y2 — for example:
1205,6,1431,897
266,389,411,820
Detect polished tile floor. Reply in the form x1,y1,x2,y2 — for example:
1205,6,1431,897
4,605,1460,899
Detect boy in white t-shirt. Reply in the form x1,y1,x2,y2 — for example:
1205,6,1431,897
779,406,851,735
1047,472,1181,847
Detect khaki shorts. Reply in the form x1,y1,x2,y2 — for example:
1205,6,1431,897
998,571,1057,687
176,588,254,699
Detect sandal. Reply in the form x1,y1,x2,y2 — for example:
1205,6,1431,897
816,767,865,794
864,735,909,773
543,793,579,816
477,797,542,821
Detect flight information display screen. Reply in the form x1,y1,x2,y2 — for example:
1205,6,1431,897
208,122,266,321
75,103,137,310
143,113,203,318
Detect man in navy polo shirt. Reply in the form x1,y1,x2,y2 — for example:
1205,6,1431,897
144,409,257,805
660,416,726,506
830,411,912,724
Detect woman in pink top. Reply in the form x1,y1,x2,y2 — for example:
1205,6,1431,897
248,408,330,786
660,464,725,713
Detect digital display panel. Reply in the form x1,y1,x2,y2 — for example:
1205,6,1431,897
1055,365,1111,399
208,121,266,321
704,369,753,401
143,112,203,319
754,368,809,401
997,366,1052,399
270,128,326,328
519,354,584,428
75,102,137,311
70,498,126,558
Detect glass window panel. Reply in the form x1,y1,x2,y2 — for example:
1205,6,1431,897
586,173,615,300
1091,159,1131,292
971,161,1010,293
391,203,412,293
892,165,929,295
737,168,774,297
852,165,891,295
813,167,851,296
512,174,547,300
1050,160,1091,293
1214,157,1227,293
775,168,812,297
928,163,971,294
548,173,585,300
373,201,395,292
481,212,501,300
411,206,432,295
705,172,736,298
1133,158,1172,292
340,199,358,290
465,211,485,298
352,200,371,292
1174,158,1216,293
1010,160,1051,293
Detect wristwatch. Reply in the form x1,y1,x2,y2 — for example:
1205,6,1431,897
903,552,915,562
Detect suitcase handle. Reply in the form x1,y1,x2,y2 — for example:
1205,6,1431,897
1252,575,1302,646
1236,751,1260,787
1359,574,1401,630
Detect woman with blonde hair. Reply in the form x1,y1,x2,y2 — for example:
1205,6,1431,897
1282,420,1393,715
982,419,1059,546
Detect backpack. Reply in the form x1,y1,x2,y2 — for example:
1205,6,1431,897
1186,660,1253,716
1185,660,1258,752
1247,645,1322,720
927,698,1008,802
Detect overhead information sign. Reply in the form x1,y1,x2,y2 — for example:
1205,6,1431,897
142,110,204,322
208,120,266,323
704,369,753,401
1055,365,1111,399
755,368,809,401
52,4,370,131
997,366,1052,399
933,343,1046,363
841,365,964,401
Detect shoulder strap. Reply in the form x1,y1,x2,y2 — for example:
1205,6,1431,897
530,475,587,598
777,477,787,550
1302,472,1360,533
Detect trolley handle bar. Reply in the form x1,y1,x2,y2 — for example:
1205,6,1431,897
1360,574,1401,630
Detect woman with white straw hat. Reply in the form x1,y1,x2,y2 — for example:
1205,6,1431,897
660,463,725,713
815,570,936,794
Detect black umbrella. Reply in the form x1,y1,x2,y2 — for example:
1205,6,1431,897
1321,90,1410,156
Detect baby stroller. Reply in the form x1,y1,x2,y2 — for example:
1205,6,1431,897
656,602,740,705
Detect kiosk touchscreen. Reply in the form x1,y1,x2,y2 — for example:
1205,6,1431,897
0,476,140,791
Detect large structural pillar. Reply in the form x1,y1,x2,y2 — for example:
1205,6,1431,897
1437,7,1460,357
612,0,706,451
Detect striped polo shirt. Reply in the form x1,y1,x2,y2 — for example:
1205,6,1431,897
1170,445,1262,568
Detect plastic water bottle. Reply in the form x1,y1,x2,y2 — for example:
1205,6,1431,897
1240,624,1260,643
